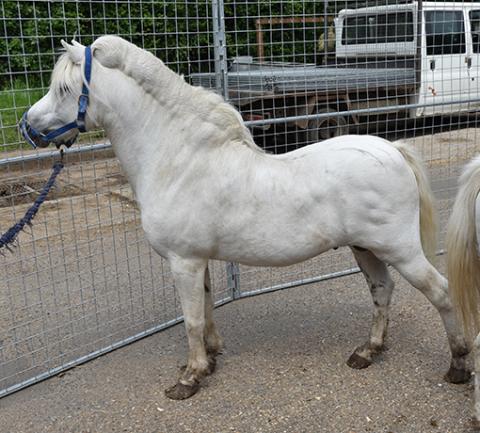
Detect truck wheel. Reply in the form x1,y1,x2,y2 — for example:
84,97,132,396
307,108,348,143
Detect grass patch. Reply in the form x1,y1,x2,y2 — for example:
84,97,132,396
0,82,45,153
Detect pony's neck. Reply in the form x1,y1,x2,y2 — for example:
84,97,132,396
91,64,206,193
91,57,261,196
90,67,158,190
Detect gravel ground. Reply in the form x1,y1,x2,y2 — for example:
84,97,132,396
0,257,475,433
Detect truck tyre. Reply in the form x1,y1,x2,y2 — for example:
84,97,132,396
307,107,348,143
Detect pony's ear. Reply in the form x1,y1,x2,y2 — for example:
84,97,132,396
61,39,84,64
71,40,85,49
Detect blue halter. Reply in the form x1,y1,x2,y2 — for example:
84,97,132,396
20,46,93,149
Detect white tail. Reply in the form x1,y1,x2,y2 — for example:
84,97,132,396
393,141,437,261
447,156,480,339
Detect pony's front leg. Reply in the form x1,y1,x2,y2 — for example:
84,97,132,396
165,256,211,400
347,248,394,369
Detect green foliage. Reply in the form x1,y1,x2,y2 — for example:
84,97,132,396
1,0,387,89
0,1,215,88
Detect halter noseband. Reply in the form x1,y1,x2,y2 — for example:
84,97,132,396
20,46,93,149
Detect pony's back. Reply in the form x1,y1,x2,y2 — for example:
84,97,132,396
447,156,480,339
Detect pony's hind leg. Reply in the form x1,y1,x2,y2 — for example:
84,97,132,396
203,266,223,371
164,256,210,400
347,247,394,369
393,253,471,384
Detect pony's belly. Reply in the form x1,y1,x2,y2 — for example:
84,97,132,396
213,239,336,267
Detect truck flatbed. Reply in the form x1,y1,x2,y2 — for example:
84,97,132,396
191,61,416,106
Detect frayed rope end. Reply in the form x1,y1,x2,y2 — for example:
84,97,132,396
0,162,64,252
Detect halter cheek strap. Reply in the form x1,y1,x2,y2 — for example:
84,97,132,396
77,45,92,133
20,45,93,149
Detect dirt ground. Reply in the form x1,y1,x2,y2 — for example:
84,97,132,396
1,127,480,432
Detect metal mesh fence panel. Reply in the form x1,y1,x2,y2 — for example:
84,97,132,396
1,0,480,398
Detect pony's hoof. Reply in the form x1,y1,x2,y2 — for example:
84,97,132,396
469,418,480,431
164,381,200,400
206,357,216,375
444,366,471,384
207,346,223,357
347,352,372,369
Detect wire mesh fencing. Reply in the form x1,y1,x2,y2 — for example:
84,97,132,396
1,0,480,398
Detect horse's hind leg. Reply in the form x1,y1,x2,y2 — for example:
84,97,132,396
347,247,394,369
203,266,223,371
393,254,470,384
165,256,210,400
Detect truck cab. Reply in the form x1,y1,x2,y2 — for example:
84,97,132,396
336,1,480,116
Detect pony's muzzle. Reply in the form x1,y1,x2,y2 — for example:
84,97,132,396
20,112,48,149
19,111,78,149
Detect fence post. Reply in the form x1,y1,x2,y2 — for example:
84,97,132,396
212,0,240,299
212,0,228,98
226,262,241,299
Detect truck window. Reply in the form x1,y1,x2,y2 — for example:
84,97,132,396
470,10,480,53
341,11,413,45
425,10,465,55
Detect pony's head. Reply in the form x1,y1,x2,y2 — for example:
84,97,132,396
20,40,98,148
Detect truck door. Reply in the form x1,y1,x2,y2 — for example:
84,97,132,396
467,10,480,110
421,9,469,115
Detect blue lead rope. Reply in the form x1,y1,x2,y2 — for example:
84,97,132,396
2,45,93,253
0,161,64,252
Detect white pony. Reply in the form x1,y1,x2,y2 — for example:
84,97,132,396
447,156,480,427
23,36,469,399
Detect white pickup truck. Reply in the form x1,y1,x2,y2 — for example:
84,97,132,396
191,1,480,144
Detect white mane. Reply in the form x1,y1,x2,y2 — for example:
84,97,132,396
91,35,263,153
50,53,83,99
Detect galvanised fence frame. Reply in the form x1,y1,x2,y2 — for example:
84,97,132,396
1,0,479,398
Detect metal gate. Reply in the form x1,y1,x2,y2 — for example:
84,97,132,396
1,0,479,398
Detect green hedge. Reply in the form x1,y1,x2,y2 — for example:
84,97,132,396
1,1,214,88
